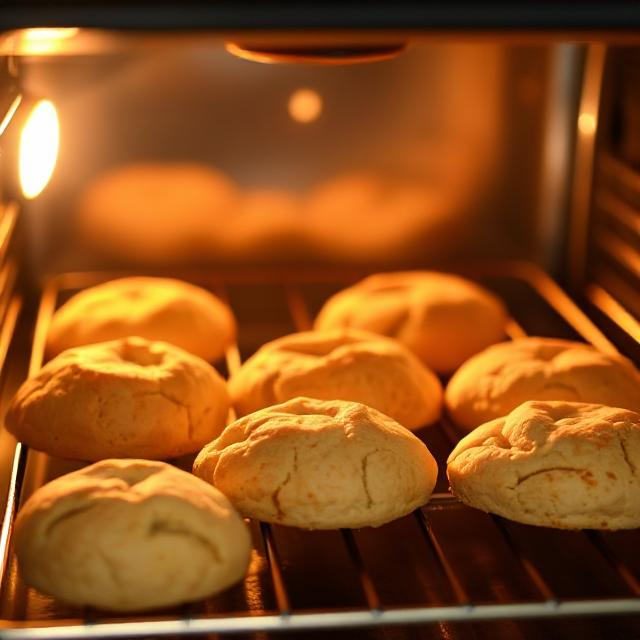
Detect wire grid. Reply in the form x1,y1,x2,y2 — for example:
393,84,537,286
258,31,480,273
0,262,638,639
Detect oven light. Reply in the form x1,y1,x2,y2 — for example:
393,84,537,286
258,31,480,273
288,88,323,123
19,100,59,200
19,28,79,54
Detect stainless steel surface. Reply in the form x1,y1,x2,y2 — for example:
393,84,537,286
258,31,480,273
0,262,637,638
535,43,583,274
569,44,606,288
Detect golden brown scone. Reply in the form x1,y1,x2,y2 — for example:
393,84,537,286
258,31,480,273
193,397,438,529
229,329,442,430
46,276,236,362
447,401,640,530
7,337,230,461
314,271,508,374
222,189,306,257
14,459,251,611
305,173,438,260
76,162,240,262
445,338,640,431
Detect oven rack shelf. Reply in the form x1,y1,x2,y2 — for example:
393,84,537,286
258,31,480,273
0,261,638,639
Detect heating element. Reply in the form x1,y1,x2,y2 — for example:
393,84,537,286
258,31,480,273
0,262,638,639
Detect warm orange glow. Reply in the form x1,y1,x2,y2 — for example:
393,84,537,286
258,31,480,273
578,112,596,136
19,100,59,200
18,28,79,54
288,88,323,124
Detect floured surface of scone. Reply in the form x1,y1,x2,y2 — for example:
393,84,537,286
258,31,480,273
446,338,640,431
46,276,236,362
14,459,251,611
194,397,438,529
7,337,230,461
447,400,640,529
229,329,442,429
314,271,507,374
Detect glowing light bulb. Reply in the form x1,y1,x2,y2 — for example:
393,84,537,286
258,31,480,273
19,100,59,200
288,88,323,124
20,28,79,54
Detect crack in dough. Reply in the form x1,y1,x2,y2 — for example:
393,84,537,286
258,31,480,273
136,389,194,439
271,472,292,520
45,503,100,536
361,451,375,509
514,466,587,488
148,520,221,563
618,433,637,478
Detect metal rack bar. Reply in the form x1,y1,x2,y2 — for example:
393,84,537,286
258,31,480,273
414,510,471,606
583,530,640,597
0,295,36,592
595,229,640,279
479,261,618,354
586,282,640,343
489,516,558,602
340,530,382,612
258,523,291,616
3,599,640,640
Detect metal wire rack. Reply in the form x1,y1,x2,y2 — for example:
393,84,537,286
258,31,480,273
0,261,638,639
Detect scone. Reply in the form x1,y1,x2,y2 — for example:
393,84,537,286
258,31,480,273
229,329,442,430
46,276,236,362
314,271,507,374
7,337,230,461
305,172,438,261
445,337,640,431
194,397,438,529
14,459,251,611
447,400,640,530
222,189,307,258
75,162,240,262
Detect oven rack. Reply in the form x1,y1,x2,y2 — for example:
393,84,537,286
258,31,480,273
0,261,637,639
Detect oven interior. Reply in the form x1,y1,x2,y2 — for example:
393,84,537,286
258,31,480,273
0,29,638,639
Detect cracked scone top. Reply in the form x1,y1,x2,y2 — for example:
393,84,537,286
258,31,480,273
6,336,230,461
14,459,251,611
46,276,236,362
193,397,438,530
229,329,442,429
447,400,640,530
445,337,640,431
313,271,507,374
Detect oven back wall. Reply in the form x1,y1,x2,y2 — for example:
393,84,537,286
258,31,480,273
12,40,551,272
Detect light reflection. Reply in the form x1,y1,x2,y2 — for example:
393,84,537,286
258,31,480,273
578,112,596,136
288,88,323,124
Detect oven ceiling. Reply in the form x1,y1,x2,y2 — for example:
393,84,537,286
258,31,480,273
0,1,640,30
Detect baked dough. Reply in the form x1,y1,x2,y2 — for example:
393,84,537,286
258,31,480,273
7,337,230,461
76,162,239,262
445,337,640,431
14,459,251,611
447,400,640,530
314,271,507,374
305,172,439,261
229,329,442,430
46,276,236,362
223,189,306,257
193,397,438,529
